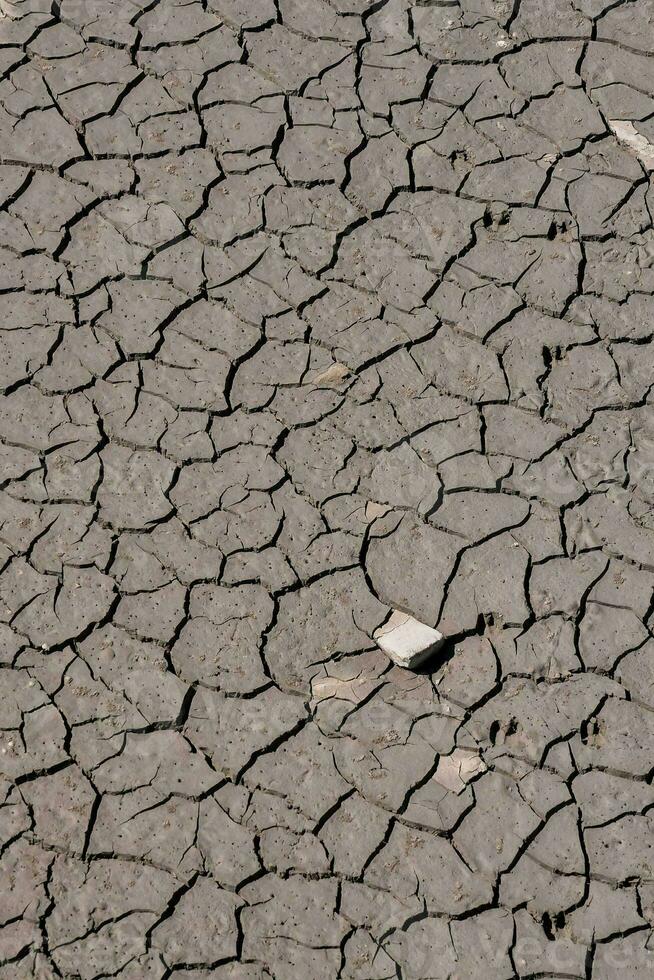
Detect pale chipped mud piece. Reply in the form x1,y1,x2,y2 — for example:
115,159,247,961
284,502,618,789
433,748,487,794
309,361,351,387
310,649,387,708
608,119,654,169
373,609,445,669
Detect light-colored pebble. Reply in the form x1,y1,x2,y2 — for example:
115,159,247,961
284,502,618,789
374,609,444,669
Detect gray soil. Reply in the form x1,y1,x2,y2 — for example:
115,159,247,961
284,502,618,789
2,1,654,977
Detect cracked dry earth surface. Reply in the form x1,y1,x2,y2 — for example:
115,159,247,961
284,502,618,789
4,0,654,978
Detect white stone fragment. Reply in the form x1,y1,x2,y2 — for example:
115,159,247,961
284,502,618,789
608,120,654,170
373,610,444,669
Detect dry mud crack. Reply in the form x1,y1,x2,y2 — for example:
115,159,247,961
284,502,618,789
1,0,654,977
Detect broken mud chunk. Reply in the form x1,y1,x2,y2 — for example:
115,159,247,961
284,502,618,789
608,120,654,170
310,362,351,387
434,749,487,794
374,610,444,669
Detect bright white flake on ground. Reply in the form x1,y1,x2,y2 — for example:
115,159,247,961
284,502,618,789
374,610,444,669
608,120,654,170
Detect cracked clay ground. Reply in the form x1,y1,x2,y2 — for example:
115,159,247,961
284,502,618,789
4,0,654,978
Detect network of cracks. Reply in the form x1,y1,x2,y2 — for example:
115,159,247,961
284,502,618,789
2,0,654,977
